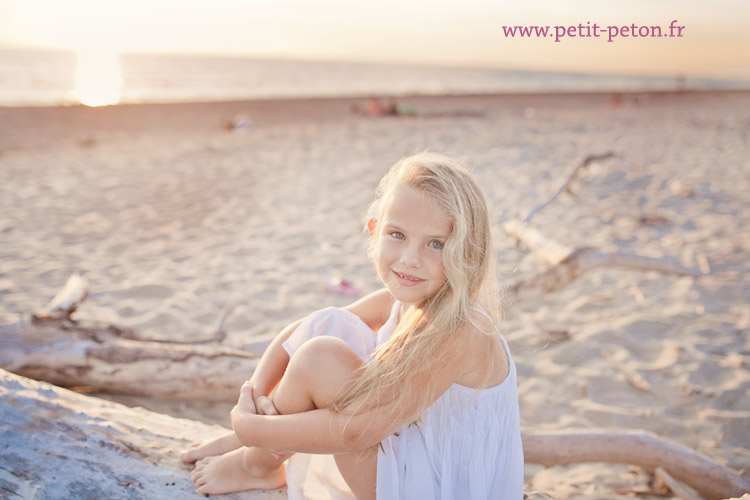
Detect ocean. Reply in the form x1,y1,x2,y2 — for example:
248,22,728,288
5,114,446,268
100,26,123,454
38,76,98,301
1,48,748,107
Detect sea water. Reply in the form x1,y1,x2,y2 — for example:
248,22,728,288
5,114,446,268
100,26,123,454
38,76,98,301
0,48,747,107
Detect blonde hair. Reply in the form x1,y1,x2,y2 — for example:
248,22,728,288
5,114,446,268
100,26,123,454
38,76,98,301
333,152,502,431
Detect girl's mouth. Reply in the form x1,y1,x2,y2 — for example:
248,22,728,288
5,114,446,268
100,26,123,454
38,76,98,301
393,270,424,286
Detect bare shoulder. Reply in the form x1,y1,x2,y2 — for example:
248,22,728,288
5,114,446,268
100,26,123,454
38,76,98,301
343,288,394,332
454,310,509,389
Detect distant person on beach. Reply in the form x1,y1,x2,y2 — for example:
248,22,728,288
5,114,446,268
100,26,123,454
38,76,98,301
181,153,523,499
352,97,418,117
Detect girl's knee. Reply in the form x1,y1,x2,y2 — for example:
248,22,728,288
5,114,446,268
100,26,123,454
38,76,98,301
285,337,364,407
292,336,362,371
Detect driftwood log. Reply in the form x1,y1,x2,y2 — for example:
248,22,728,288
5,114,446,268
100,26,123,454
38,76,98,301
0,368,280,500
523,430,749,500
502,218,707,297
0,315,259,402
0,273,263,402
503,151,711,298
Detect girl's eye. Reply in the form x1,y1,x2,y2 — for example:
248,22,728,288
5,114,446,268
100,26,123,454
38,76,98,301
428,240,444,250
390,232,405,240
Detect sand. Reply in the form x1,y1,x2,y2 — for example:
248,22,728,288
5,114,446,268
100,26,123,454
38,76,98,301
1,90,748,499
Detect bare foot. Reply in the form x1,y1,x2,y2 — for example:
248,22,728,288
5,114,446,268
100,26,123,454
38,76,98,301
191,448,286,495
180,431,242,463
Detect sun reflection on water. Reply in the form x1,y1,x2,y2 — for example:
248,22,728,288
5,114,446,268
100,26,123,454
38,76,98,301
75,50,121,107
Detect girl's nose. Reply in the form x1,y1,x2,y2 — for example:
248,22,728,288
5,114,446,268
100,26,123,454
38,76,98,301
400,244,421,268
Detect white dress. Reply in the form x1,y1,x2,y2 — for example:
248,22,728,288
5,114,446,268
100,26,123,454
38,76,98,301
282,302,524,500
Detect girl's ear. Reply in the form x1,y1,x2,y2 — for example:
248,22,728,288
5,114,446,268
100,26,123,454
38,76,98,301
367,218,377,238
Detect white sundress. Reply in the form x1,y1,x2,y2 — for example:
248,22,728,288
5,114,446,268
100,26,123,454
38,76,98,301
282,301,524,500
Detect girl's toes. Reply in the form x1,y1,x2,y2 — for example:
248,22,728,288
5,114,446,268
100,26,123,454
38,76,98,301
180,442,201,462
191,467,203,482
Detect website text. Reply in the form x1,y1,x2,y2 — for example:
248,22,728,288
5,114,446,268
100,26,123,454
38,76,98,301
502,20,686,43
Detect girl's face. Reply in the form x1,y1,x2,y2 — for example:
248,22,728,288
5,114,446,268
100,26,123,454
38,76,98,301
372,185,452,305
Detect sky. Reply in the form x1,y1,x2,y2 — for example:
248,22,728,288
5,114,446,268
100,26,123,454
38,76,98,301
1,0,748,79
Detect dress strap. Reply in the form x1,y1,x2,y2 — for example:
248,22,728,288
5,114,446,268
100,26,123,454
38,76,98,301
471,306,513,359
471,306,501,333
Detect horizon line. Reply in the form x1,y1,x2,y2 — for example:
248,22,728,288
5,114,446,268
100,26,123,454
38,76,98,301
2,44,750,84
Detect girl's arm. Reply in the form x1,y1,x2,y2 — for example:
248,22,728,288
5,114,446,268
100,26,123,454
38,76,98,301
343,287,394,332
231,342,465,454
249,319,300,401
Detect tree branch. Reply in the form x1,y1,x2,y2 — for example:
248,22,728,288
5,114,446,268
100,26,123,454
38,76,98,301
523,152,616,224
522,429,750,500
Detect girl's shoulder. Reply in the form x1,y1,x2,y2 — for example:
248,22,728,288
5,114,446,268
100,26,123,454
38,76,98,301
453,309,509,389
457,307,500,340
343,288,395,332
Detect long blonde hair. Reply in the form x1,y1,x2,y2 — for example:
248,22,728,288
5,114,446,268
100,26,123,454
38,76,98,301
333,152,501,429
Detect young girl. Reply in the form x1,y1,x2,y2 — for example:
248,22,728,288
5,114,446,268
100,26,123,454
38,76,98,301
181,152,524,499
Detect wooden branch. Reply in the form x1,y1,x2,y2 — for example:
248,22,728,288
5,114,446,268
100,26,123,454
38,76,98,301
523,152,616,223
582,251,707,276
655,467,707,500
0,272,260,401
502,219,575,266
522,429,750,500
36,270,89,319
503,219,707,298
0,368,279,500
211,303,236,343
0,316,258,402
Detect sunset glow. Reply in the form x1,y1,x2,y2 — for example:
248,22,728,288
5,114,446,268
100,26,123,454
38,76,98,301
74,50,121,107
0,0,748,79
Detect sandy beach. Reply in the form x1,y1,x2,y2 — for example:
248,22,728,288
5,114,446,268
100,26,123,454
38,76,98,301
1,90,749,498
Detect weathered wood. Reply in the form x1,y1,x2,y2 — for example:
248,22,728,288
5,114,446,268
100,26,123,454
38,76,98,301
655,467,707,500
503,219,707,298
0,316,258,402
522,430,750,500
523,152,616,224
0,368,281,500
36,270,89,319
211,303,236,343
502,218,575,265
0,273,259,401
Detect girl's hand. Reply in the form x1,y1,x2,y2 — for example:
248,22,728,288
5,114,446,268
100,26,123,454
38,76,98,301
231,382,285,458
231,382,259,443
254,395,280,416
248,384,284,458
234,380,258,415
236,380,280,415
